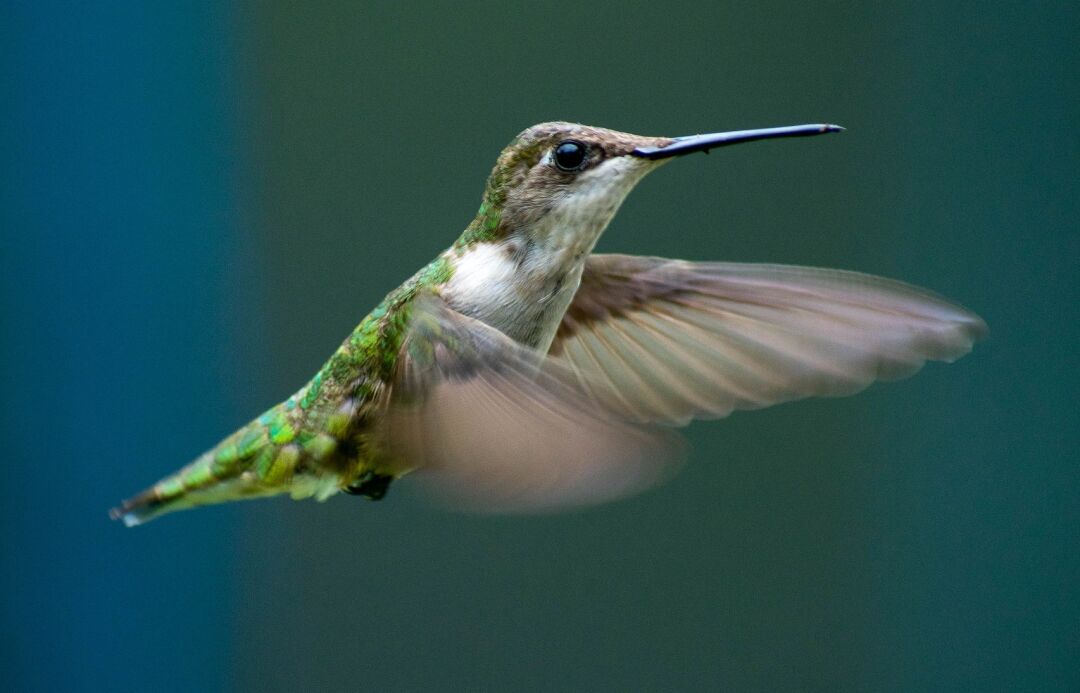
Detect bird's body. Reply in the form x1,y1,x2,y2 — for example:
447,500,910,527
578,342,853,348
112,122,986,526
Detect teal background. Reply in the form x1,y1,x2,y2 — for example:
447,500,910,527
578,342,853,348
3,2,1077,691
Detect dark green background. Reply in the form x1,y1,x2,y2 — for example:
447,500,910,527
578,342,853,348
4,2,1077,691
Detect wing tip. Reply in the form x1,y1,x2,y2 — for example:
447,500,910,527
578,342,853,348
937,309,989,363
965,313,990,343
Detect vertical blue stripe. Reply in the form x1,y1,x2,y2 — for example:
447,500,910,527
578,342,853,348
2,4,243,691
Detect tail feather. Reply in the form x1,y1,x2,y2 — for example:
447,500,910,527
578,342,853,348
110,450,243,526
110,428,285,526
111,399,356,525
109,487,168,527
109,452,292,526
109,473,282,526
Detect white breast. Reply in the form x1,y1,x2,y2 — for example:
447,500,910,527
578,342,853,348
441,156,655,350
443,242,585,351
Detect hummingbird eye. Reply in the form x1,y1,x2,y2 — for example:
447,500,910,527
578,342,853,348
553,140,588,172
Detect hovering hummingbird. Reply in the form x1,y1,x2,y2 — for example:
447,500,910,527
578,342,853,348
111,122,986,526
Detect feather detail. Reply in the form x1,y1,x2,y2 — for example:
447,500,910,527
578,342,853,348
550,255,987,425
379,294,683,512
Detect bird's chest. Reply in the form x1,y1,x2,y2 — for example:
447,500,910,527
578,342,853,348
442,242,585,352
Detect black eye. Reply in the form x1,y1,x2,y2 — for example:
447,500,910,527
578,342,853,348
553,140,588,171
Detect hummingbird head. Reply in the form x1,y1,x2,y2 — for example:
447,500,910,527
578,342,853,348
457,122,669,254
456,121,843,256
445,121,842,350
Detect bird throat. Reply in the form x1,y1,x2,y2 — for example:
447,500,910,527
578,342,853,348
442,235,591,353
443,156,650,351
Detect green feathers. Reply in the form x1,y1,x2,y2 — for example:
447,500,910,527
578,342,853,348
111,253,459,526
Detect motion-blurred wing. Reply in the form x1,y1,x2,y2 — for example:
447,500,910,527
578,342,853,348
381,294,682,512
550,254,987,426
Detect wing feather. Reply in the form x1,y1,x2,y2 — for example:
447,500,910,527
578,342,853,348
550,255,986,425
380,294,683,512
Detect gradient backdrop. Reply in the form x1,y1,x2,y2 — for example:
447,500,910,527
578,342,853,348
3,2,1078,691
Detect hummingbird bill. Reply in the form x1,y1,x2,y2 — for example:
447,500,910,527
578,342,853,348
111,122,986,526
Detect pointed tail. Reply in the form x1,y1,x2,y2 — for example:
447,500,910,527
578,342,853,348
109,453,208,526
110,414,303,526
110,448,295,526
110,448,275,526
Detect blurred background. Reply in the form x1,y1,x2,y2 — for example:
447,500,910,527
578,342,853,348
3,2,1077,690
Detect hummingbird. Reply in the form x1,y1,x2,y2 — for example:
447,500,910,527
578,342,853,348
111,122,986,526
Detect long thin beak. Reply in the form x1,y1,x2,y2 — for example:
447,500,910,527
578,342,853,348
631,124,844,160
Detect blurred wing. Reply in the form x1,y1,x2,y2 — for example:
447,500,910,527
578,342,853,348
381,294,682,513
550,254,987,426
